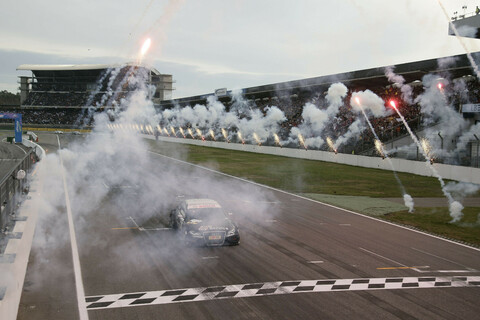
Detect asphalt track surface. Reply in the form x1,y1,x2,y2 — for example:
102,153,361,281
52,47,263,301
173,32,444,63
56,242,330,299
0,132,32,181
18,133,480,319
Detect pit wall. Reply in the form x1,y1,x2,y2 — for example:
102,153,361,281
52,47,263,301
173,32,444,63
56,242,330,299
143,135,480,185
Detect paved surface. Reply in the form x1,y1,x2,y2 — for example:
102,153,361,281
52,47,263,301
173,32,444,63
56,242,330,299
302,193,407,216
0,133,32,254
17,133,480,319
0,131,31,182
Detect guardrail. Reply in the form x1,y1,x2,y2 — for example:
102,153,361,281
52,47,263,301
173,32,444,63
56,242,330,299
0,149,37,233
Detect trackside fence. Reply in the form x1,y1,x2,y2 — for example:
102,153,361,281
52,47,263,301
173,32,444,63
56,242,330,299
0,149,37,233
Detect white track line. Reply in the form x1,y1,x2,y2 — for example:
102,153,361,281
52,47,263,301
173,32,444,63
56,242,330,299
359,247,409,268
57,136,89,320
2,137,27,155
148,150,480,252
13,142,27,155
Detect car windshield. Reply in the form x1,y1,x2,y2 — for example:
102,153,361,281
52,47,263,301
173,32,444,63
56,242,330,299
187,207,225,221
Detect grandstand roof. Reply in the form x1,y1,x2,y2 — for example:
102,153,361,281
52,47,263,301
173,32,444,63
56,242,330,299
17,63,161,75
241,51,478,96
159,51,480,107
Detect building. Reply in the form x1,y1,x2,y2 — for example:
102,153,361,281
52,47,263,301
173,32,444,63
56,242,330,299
449,8,480,39
17,63,174,107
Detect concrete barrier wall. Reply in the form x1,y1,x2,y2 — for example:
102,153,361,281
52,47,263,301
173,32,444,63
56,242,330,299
144,135,480,184
22,138,45,160
0,141,46,319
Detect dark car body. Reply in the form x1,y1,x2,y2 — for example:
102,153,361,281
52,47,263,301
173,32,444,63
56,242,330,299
170,199,240,246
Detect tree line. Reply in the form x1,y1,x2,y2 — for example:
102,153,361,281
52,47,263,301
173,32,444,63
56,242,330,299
0,90,20,105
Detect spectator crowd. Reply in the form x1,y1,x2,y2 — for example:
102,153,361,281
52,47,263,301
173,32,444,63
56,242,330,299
3,75,475,155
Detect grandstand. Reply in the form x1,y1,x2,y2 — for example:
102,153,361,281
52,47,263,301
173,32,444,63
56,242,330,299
17,63,174,107
10,51,480,167
159,52,477,109
153,51,480,165
450,9,480,39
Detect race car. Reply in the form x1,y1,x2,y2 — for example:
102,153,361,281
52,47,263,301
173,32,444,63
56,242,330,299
170,198,240,246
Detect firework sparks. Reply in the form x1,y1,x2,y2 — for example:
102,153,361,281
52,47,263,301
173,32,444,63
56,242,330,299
326,137,337,154
420,137,434,163
209,129,216,140
179,127,186,138
274,133,282,147
298,134,307,150
195,128,204,140
140,38,152,56
253,132,261,146
221,128,230,142
187,128,195,139
238,131,245,144
375,139,385,158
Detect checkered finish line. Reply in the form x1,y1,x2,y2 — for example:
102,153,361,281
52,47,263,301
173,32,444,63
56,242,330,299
86,276,480,310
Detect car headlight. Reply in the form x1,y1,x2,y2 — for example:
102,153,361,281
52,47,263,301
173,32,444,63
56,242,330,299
226,227,237,237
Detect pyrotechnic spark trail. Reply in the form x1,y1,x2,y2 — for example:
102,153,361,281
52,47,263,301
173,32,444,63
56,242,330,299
355,97,413,212
238,131,245,144
140,38,151,56
298,134,307,150
274,133,282,147
375,139,385,158
390,100,462,220
420,138,433,160
326,137,337,153
195,128,203,140
253,133,261,146
188,128,195,139
209,129,216,140
221,128,230,142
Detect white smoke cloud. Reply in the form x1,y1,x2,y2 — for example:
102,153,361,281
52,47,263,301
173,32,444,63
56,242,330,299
158,93,286,143
384,66,413,104
302,103,328,132
444,181,480,199
416,73,469,159
350,90,386,118
288,83,348,149
236,106,286,143
403,193,414,213
334,118,363,149
456,25,478,38
453,122,480,155
449,200,464,223
325,82,348,114
22,68,281,297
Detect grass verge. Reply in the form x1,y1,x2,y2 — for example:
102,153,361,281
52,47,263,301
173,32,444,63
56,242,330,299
383,207,480,246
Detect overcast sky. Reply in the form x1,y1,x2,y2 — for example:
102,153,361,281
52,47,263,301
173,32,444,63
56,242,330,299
1,0,479,98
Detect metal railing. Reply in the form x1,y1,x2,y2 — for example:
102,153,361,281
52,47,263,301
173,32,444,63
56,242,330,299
0,149,37,233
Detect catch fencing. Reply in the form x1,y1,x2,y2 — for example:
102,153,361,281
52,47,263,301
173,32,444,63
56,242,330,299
0,149,36,233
